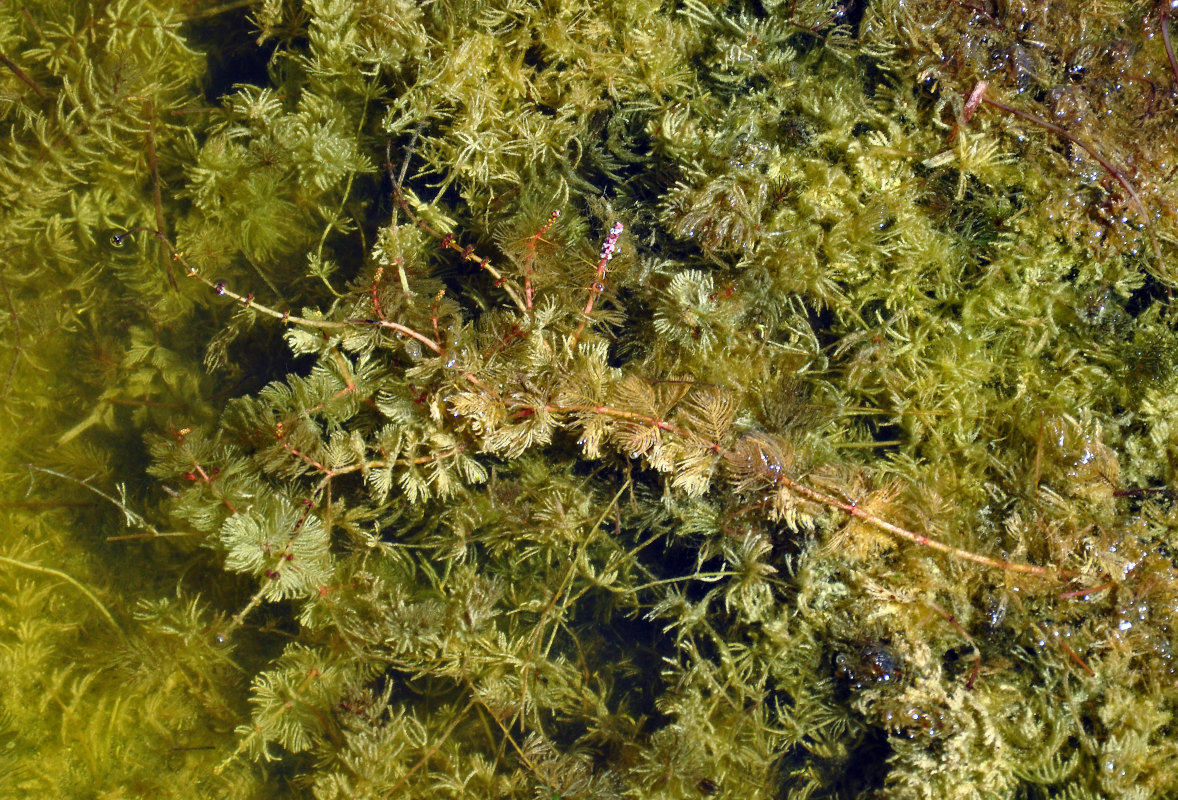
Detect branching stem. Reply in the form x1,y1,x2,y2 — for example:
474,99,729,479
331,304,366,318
781,474,1068,577
154,228,1072,582
144,233,445,354
541,401,1068,577
392,189,529,314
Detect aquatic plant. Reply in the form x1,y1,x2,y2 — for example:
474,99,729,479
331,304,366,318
1,0,1177,798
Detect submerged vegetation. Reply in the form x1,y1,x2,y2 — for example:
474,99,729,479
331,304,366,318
1,0,1177,797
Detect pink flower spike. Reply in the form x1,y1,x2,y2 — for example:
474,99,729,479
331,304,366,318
598,222,624,264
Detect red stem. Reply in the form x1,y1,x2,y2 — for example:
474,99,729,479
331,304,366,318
1161,3,1178,85
981,96,1165,272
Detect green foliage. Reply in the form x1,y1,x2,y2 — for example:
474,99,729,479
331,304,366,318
3,0,1178,798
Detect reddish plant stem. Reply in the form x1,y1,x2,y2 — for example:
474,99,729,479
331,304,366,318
545,400,1068,578
1060,581,1115,599
1057,638,1096,677
392,189,528,314
225,458,385,636
1161,2,1178,85
159,239,444,355
430,289,445,351
571,223,624,348
143,102,177,290
543,402,689,439
926,601,983,688
465,373,504,404
962,80,988,124
280,442,335,477
0,49,47,99
519,210,561,310
570,279,607,347
783,474,1069,577
227,493,322,633
370,265,388,320
164,231,1070,581
980,95,1165,272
